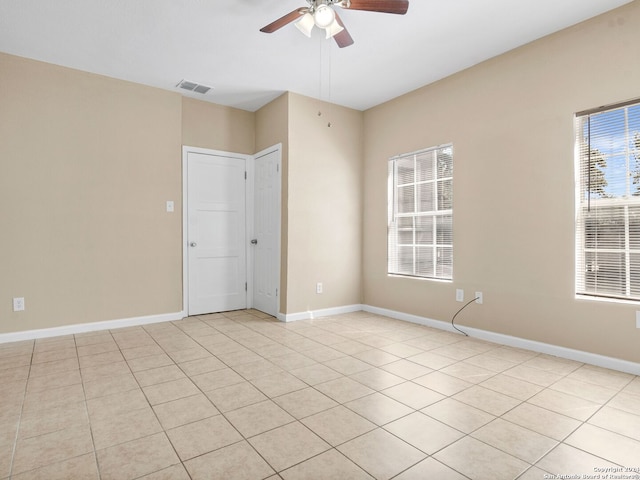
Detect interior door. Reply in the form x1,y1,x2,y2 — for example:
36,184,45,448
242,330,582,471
187,152,246,315
252,147,281,316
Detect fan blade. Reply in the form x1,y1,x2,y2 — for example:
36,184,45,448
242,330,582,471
333,11,354,48
343,0,409,14
260,8,308,33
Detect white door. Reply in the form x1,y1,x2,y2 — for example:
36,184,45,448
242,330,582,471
187,152,246,315
252,147,281,316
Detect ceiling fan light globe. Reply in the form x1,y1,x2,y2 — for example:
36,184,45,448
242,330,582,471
295,12,315,37
325,19,344,39
314,5,335,28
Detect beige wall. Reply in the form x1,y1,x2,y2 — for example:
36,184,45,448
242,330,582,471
182,91,365,317
256,93,289,313
287,93,364,314
0,52,362,330
182,97,255,154
0,53,183,333
0,51,363,329
363,1,640,363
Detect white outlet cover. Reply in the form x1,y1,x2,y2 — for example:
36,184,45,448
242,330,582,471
13,297,25,311
636,311,640,328
456,289,464,302
166,201,174,212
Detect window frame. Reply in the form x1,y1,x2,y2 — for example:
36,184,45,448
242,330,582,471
387,144,453,281
575,98,640,302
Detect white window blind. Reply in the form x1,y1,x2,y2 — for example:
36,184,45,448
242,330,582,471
575,99,640,301
388,145,453,280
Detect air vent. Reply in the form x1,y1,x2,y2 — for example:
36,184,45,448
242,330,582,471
176,79,212,95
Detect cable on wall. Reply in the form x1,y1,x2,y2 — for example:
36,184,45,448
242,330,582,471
450,297,479,336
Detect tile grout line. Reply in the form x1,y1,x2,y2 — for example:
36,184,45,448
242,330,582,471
177,313,427,478
81,329,120,480
3,311,640,479
6,339,35,480
144,312,296,478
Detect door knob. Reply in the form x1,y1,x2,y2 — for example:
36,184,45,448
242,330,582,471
251,239,258,245
190,242,197,247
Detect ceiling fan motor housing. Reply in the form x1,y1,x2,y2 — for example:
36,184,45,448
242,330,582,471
306,0,351,13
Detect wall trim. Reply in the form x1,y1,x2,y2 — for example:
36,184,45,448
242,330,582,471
362,305,640,376
3,303,638,376
0,311,185,344
280,303,640,375
279,304,364,323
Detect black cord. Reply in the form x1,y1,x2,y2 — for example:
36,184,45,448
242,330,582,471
451,297,479,336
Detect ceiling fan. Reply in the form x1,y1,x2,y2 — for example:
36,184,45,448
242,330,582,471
260,0,409,48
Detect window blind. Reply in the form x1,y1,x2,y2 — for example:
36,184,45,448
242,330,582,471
575,99,640,300
388,144,453,280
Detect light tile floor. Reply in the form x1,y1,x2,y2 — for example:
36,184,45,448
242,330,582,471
1,310,640,479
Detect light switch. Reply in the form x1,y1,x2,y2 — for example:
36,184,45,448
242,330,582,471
166,201,174,212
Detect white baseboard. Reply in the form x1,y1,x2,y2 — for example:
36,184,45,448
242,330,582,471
0,311,185,344
363,305,640,376
3,303,639,376
279,304,364,323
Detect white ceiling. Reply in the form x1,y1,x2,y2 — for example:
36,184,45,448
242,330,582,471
0,0,633,112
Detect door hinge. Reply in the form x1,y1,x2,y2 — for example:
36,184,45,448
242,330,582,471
276,163,279,173
276,288,278,297
245,282,247,292
244,171,247,180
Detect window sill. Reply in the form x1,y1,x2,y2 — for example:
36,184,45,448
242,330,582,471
575,294,640,306
387,274,453,283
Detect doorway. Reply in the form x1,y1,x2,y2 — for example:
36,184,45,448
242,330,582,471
182,145,281,317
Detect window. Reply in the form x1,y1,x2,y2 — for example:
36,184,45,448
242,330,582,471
575,99,640,301
388,144,453,280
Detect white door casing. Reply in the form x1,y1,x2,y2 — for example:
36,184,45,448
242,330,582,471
185,150,247,315
251,146,281,316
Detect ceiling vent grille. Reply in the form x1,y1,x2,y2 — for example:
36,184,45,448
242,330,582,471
176,79,212,94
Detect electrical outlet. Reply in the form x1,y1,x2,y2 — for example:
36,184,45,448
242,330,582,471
316,282,323,294
13,297,25,312
475,292,483,304
636,311,640,328
166,201,174,212
456,289,464,302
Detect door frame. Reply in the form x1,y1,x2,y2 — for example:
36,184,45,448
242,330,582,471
182,146,251,317
250,144,282,317
182,144,282,318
